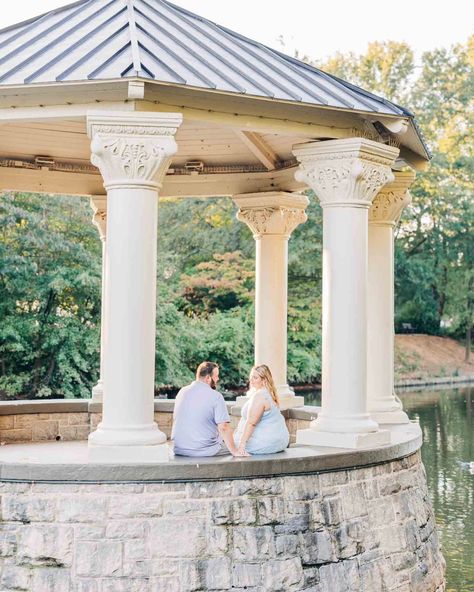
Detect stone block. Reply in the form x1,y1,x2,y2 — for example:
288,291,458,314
75,540,122,577
57,496,107,523
319,559,360,592
232,478,282,496
76,579,99,592
0,416,14,429
379,475,402,496
203,557,232,590
150,518,207,558
2,495,56,522
162,498,208,517
262,558,304,591
377,525,406,554
210,498,257,526
178,560,202,591
59,425,91,441
122,558,151,577
67,412,90,425
284,476,319,500
13,415,37,429
309,500,324,529
106,520,146,540
274,500,309,534
232,562,262,588
150,576,181,592
367,497,396,529
233,526,275,560
321,495,343,526
101,579,150,592
319,471,348,489
359,559,391,591
1,428,32,442
257,497,285,525
74,525,106,540
31,568,71,592
0,565,30,591
108,494,163,518
0,529,17,557
207,526,230,555
275,534,299,557
32,420,59,441
301,530,335,564
18,524,74,566
341,483,367,519
123,539,148,562
188,482,232,498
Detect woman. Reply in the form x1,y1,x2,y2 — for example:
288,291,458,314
234,365,290,455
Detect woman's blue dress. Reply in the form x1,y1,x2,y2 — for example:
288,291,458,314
235,388,290,454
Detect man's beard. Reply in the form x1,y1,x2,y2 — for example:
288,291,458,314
210,378,217,390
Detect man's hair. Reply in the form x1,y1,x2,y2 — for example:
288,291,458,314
196,361,218,380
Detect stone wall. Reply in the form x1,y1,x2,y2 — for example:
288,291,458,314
0,403,312,444
0,450,445,591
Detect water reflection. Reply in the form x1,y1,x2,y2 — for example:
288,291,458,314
399,386,474,592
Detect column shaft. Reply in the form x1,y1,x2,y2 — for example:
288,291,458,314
103,187,159,438
255,235,288,392
320,205,375,429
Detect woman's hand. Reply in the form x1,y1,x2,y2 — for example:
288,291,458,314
236,444,251,457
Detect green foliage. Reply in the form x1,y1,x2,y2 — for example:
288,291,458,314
1,36,472,398
0,193,101,398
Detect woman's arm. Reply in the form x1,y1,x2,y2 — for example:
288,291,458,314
237,395,266,454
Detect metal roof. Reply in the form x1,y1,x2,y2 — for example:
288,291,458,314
0,0,409,118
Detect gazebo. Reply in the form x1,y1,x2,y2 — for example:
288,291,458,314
0,2,448,591
0,0,431,457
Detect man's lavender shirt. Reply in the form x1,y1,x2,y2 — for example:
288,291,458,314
172,380,230,457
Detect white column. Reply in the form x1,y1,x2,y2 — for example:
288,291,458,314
86,111,182,459
233,192,308,410
90,196,107,404
293,138,399,448
368,171,415,424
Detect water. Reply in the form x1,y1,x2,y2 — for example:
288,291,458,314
301,386,474,591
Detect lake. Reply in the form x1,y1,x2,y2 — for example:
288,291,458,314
299,385,474,591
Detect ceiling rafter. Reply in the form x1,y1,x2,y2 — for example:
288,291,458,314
236,131,280,171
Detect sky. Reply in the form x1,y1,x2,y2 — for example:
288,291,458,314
1,0,472,63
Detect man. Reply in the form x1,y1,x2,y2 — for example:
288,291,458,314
172,362,247,457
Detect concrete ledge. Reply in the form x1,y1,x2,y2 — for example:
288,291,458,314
0,399,89,415
0,425,421,483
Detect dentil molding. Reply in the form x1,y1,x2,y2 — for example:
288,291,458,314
369,170,416,225
293,138,399,208
87,112,182,190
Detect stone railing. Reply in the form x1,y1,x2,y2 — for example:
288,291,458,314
0,400,315,445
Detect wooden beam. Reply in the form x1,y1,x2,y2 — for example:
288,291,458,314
0,165,305,198
236,131,279,170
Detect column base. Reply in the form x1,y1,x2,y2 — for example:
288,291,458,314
370,409,410,425
88,443,169,463
88,422,166,447
91,380,103,403
296,428,390,449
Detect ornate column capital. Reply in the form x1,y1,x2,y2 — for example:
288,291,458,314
87,112,182,190
369,170,416,226
293,138,399,209
90,196,107,241
233,191,309,238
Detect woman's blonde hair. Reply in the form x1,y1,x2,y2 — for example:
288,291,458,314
250,364,280,407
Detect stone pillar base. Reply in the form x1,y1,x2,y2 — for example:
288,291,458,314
296,428,390,449
88,443,169,463
370,409,410,425
88,423,166,447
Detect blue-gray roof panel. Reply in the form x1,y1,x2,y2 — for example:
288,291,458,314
0,0,407,117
